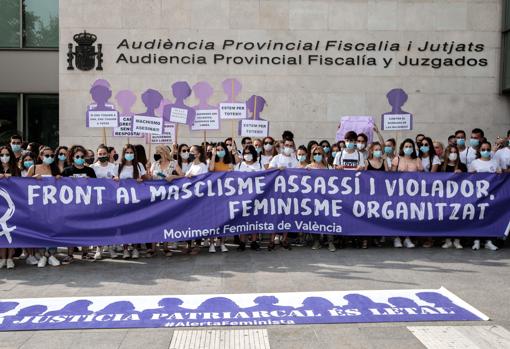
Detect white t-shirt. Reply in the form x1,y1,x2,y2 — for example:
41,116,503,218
91,162,117,178
260,154,273,168
468,159,501,173
495,147,510,170
268,154,299,169
150,160,177,179
333,150,364,170
185,162,208,176
420,155,441,172
460,147,478,166
115,163,146,179
236,161,263,172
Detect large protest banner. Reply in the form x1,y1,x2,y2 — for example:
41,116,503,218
0,170,509,247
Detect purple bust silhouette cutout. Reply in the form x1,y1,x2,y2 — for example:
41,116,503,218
139,89,163,117
193,81,216,110
162,81,196,124
246,95,266,120
89,79,115,111
86,79,119,128
222,78,242,103
191,81,220,131
385,88,409,114
115,90,137,116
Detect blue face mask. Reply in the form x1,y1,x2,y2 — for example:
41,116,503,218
10,144,21,153
58,154,67,162
297,155,306,162
373,150,382,158
23,160,34,169
456,138,465,146
420,146,430,153
332,151,338,159
124,154,135,161
480,150,491,159
217,150,226,158
384,146,393,154
74,158,85,166
42,157,54,165
313,154,323,162
322,147,330,154
255,147,262,154
469,138,479,147
346,142,355,150
403,147,414,156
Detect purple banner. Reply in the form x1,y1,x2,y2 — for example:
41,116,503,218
0,170,509,247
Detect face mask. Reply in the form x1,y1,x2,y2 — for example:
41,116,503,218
99,156,109,163
346,142,355,150
469,138,479,148
85,158,94,165
24,160,34,168
217,150,226,158
124,154,135,161
74,158,85,166
480,150,491,159
384,146,393,154
263,144,273,151
243,154,253,162
113,154,119,161
58,154,67,162
188,153,196,162
403,147,414,156
456,138,465,146
373,150,382,158
0,155,10,164
313,154,323,162
356,143,366,150
10,144,21,153
297,155,306,162
420,146,430,153
42,157,54,165
283,147,293,156
448,153,458,161
322,147,330,154
181,152,189,160
332,151,337,159
153,154,161,162
255,147,262,154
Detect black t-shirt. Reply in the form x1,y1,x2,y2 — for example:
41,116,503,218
62,165,97,178
444,162,467,173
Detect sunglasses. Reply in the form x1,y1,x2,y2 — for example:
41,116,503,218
264,142,274,145
313,153,322,156
0,154,10,157
181,150,189,153
74,155,85,159
43,154,54,158
59,152,66,156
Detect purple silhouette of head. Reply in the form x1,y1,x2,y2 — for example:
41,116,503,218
246,95,266,120
158,298,184,308
386,88,408,113
193,81,216,109
115,90,136,115
141,89,163,116
90,85,112,108
222,78,242,102
172,81,192,101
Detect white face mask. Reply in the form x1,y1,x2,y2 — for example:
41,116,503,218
448,153,458,161
356,143,366,150
180,152,189,160
283,147,293,156
243,154,253,162
0,155,10,163
263,144,273,151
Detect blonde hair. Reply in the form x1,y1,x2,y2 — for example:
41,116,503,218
155,145,172,161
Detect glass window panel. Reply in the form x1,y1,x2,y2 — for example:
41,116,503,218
0,0,21,48
24,94,59,148
503,34,510,92
23,0,58,48
0,94,20,144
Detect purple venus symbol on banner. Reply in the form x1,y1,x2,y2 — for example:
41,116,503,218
162,81,196,125
115,90,137,116
139,89,163,117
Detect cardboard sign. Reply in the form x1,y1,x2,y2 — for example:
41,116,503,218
147,122,176,144
132,115,163,135
191,109,220,131
87,110,119,128
240,119,269,138
169,107,189,124
381,114,413,131
112,115,143,138
219,103,247,119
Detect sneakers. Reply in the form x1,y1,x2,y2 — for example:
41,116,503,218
312,240,321,250
131,249,139,259
26,255,39,265
19,250,27,260
37,256,48,268
123,250,130,259
6,259,14,269
209,244,216,253
394,237,403,248
442,239,453,249
94,251,102,260
328,242,336,252
403,237,415,249
453,239,463,249
485,240,498,251
48,255,60,267
220,244,228,253
472,240,480,250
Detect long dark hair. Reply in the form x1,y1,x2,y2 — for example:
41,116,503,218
118,144,141,179
55,145,69,167
177,143,189,168
214,142,233,164
38,146,61,176
442,144,461,172
20,151,36,171
418,136,437,171
398,138,418,159
191,145,207,164
0,146,20,176
134,144,148,170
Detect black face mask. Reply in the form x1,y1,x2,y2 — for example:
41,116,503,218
98,156,109,163
153,154,161,162
188,153,196,162
113,154,119,161
85,158,94,165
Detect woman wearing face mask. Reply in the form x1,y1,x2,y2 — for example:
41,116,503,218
468,141,501,251
384,138,397,170
330,144,340,167
108,147,119,163
27,146,62,267
55,146,69,173
433,141,444,162
253,139,264,158
296,146,309,168
112,144,146,259
306,145,336,252
0,146,21,270
85,149,95,166
20,152,35,178
391,139,423,249
418,137,441,173
356,133,369,162
177,144,191,174
261,136,278,169
319,140,332,163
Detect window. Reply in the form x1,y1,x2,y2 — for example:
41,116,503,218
502,0,510,93
24,94,59,148
0,95,20,144
0,0,58,49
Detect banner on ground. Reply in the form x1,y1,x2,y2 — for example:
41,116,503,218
0,288,488,331
0,170,509,247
